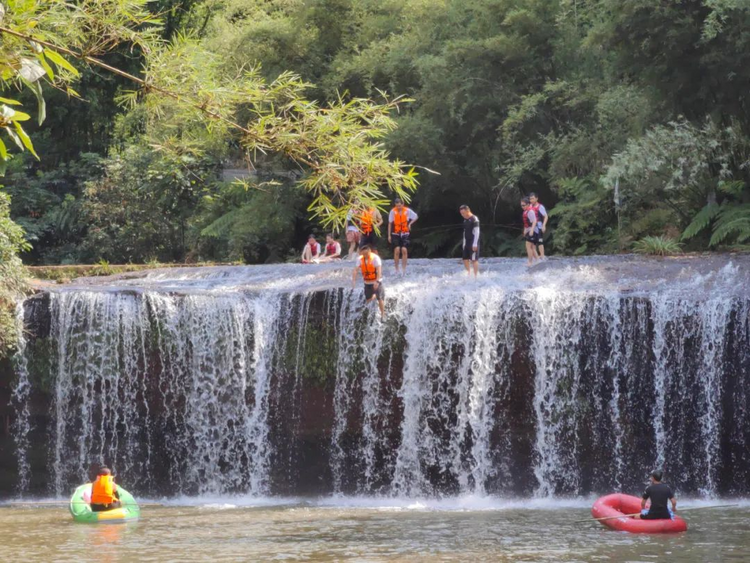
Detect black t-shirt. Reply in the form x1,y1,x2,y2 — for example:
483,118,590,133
642,482,674,517
463,215,480,246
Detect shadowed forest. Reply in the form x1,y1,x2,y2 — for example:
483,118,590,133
2,0,750,272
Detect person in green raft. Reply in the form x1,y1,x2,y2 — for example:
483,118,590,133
635,470,677,520
89,466,122,512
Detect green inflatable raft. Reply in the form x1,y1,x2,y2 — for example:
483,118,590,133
69,483,140,524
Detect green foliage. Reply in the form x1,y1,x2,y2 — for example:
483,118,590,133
0,190,28,358
548,178,618,255
633,236,683,257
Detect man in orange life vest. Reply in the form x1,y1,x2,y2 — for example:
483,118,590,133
358,207,384,250
90,466,121,512
352,244,385,318
388,198,419,275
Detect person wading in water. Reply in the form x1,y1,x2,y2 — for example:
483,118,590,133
352,244,385,319
521,198,540,267
528,192,548,259
388,198,418,275
635,470,677,520
459,205,480,277
90,467,121,512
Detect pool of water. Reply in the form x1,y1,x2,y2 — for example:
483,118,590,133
2,497,749,562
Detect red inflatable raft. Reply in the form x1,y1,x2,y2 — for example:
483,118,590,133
591,494,687,533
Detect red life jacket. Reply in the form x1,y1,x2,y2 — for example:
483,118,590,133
308,241,319,257
326,242,338,255
360,255,378,282
392,207,410,234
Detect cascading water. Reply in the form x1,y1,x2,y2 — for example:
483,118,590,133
6,256,750,498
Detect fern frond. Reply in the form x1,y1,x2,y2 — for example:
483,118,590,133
717,180,746,197
681,201,721,240
200,208,244,238
709,215,750,246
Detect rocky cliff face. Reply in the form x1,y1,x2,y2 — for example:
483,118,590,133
3,256,750,498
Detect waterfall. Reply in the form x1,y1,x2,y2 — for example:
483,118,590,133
7,257,750,498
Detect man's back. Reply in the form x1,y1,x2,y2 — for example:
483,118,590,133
642,482,674,518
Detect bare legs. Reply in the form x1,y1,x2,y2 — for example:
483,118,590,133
394,247,408,273
525,241,539,266
463,259,479,277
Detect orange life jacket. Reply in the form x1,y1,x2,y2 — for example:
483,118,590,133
91,475,117,505
360,255,378,282
359,209,375,234
392,207,410,234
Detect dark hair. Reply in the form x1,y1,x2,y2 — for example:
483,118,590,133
394,198,403,204
308,233,317,240
529,192,538,198
521,197,531,205
459,205,469,211
326,233,336,239
98,466,112,476
651,470,663,481
359,244,371,252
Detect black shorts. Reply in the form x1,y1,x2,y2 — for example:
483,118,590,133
364,282,384,301
525,232,541,245
391,233,410,249
360,231,377,248
641,509,671,520
462,244,479,261
91,501,121,512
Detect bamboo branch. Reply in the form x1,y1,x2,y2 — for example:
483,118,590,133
0,25,253,136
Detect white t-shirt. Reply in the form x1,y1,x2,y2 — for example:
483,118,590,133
534,204,547,232
357,254,382,283
388,207,419,224
525,210,537,234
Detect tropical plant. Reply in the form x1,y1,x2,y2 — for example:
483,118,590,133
682,181,750,247
633,236,683,257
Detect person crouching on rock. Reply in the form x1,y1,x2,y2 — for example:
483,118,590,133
635,470,677,520
352,245,385,319
90,466,121,512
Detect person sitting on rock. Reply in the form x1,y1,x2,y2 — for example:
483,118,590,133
301,234,322,263
90,466,121,512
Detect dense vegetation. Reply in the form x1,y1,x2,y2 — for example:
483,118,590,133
3,0,750,270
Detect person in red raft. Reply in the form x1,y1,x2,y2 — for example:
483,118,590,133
636,470,677,520
90,466,121,512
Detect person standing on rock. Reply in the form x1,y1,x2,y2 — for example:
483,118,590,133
352,244,385,319
459,205,480,277
529,192,548,259
388,198,418,275
358,206,384,251
521,198,540,267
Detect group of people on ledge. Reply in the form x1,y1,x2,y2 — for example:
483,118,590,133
303,194,549,317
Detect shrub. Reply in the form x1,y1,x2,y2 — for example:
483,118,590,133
633,236,682,256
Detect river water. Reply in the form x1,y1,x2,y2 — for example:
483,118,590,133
1,497,749,562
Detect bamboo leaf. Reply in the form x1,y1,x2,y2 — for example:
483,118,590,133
44,49,80,76
0,97,22,106
13,121,39,159
37,53,55,81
